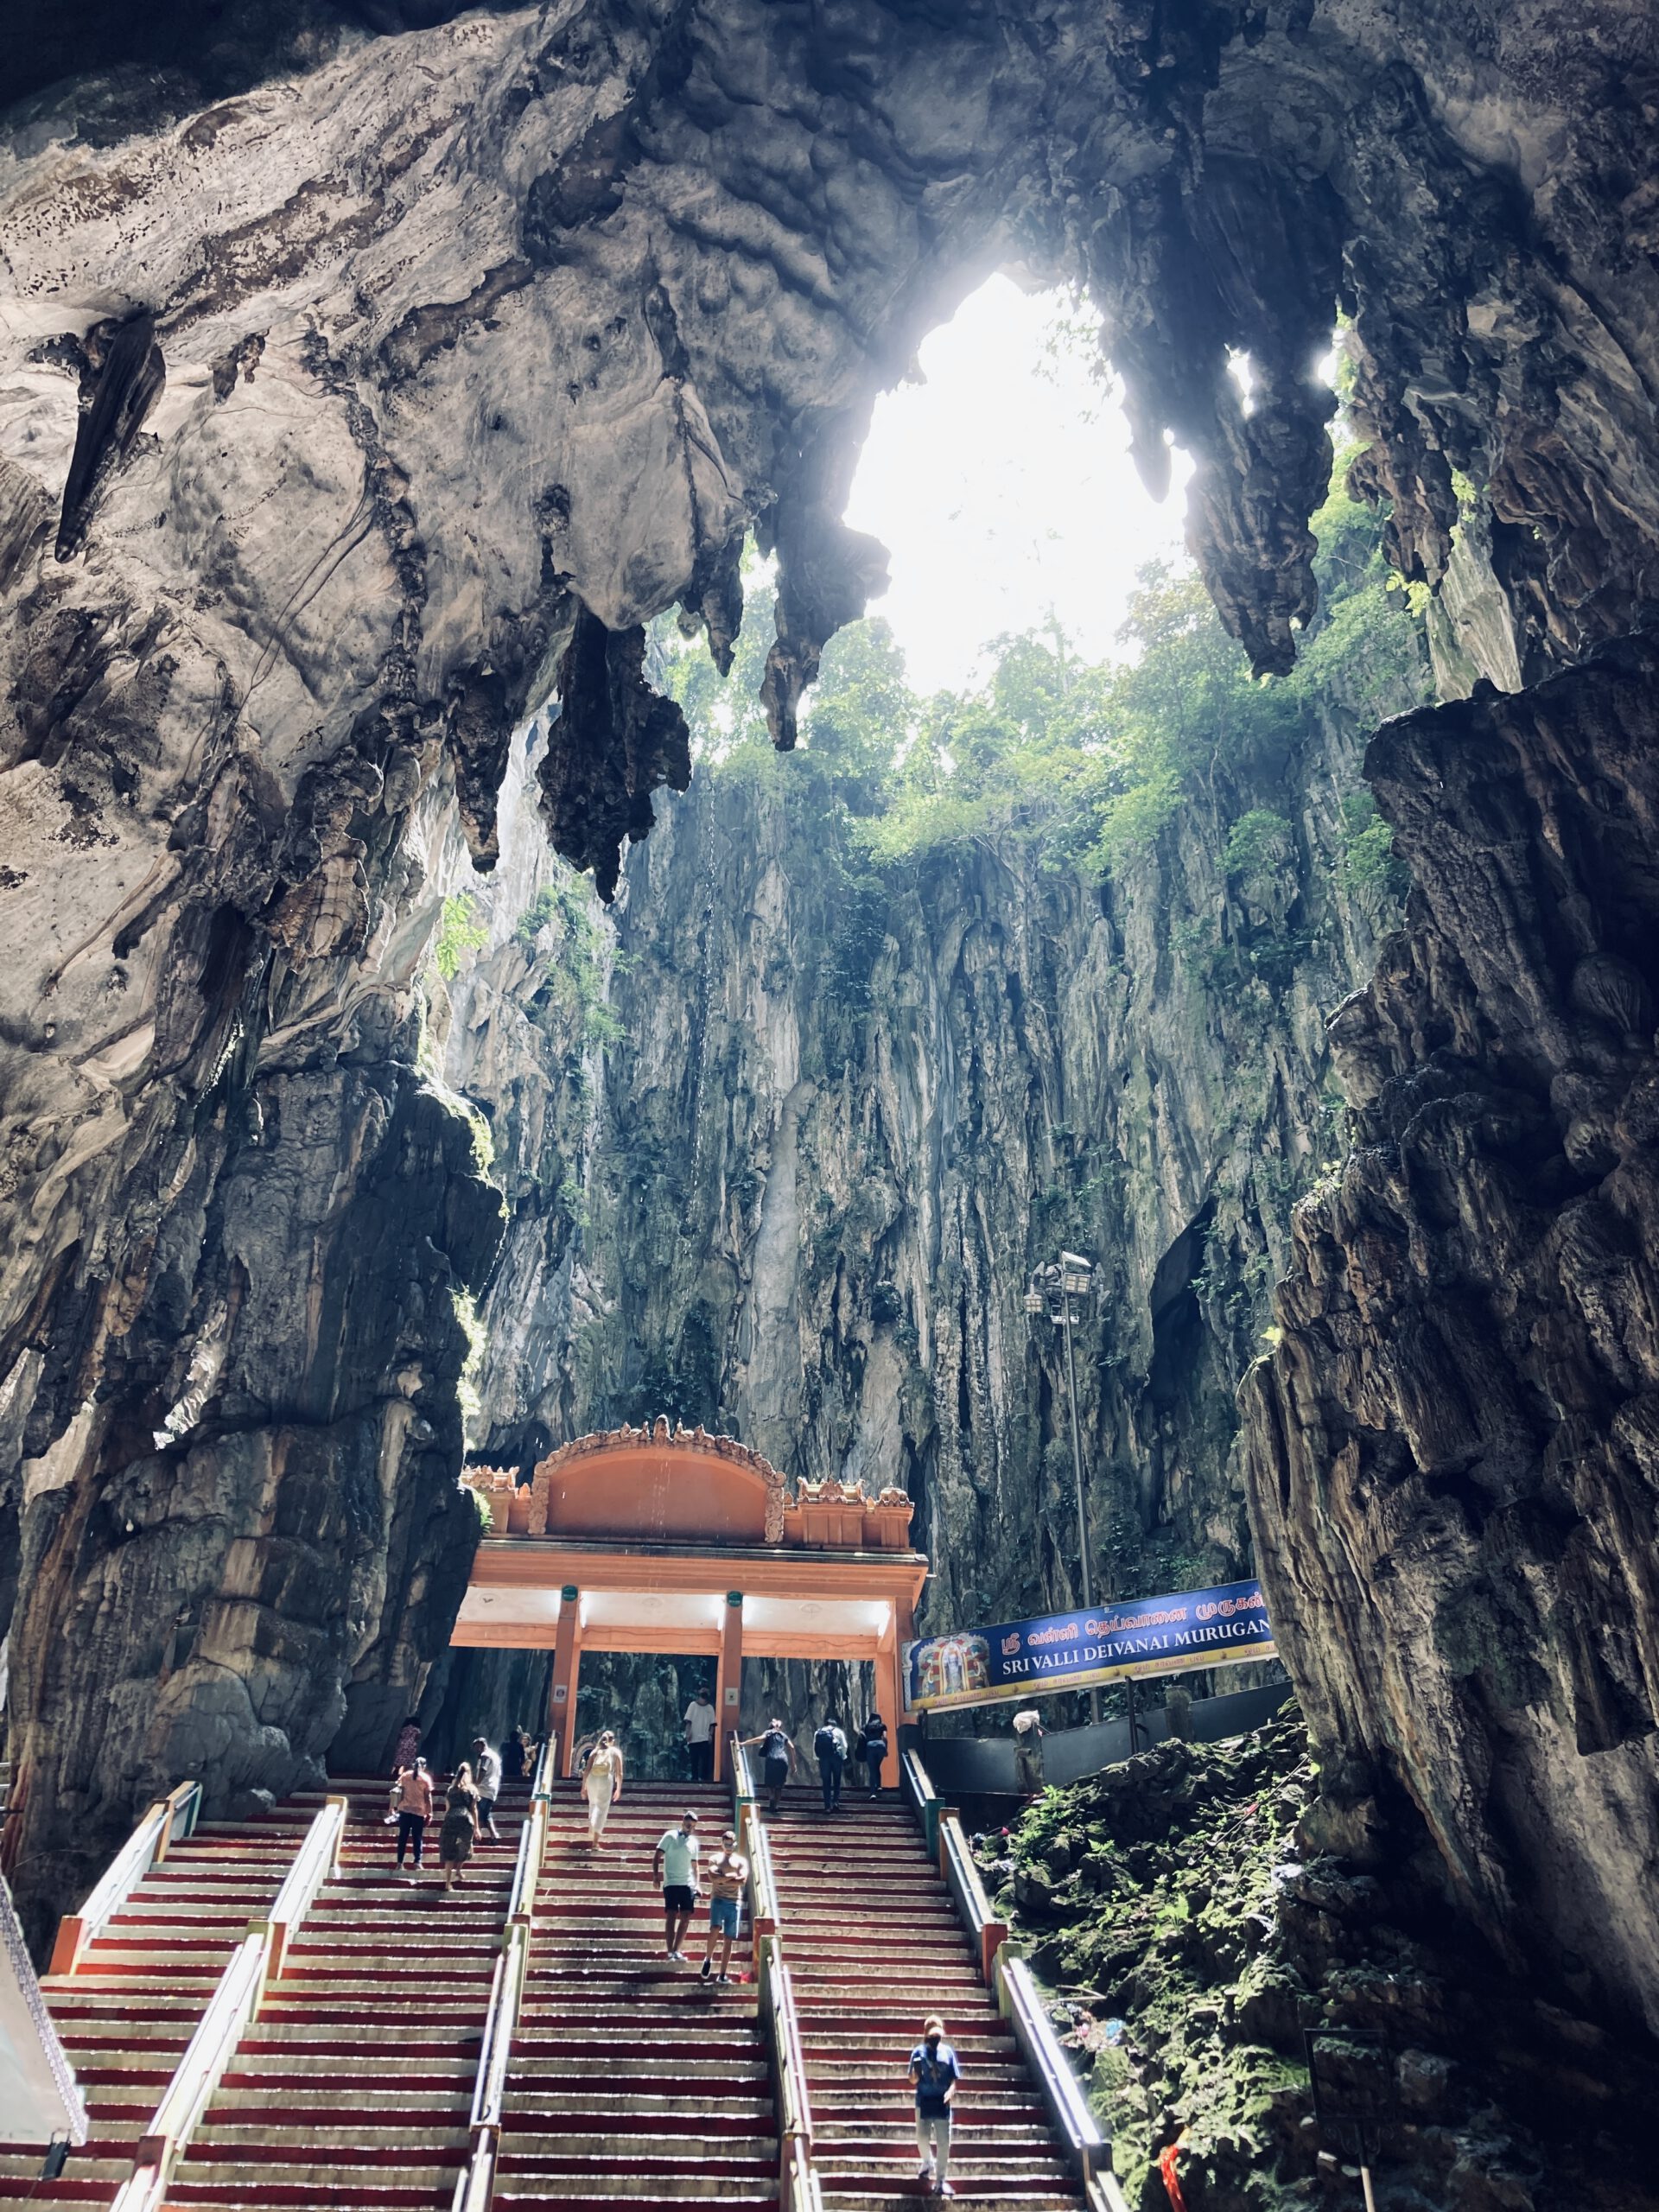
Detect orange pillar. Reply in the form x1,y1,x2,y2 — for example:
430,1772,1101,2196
713,1592,744,1783
549,1584,582,1775
875,1598,912,1787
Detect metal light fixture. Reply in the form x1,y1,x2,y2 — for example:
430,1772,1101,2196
1026,1250,1102,1726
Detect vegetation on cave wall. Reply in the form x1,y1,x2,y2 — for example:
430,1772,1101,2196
656,446,1427,893
976,1719,1659,2211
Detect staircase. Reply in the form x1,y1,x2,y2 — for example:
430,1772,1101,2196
0,1794,321,2201
165,1774,528,2210
765,1789,1084,2212
0,1775,530,2209
490,1778,779,2212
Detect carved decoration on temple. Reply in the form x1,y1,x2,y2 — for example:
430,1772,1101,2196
461,1423,914,1550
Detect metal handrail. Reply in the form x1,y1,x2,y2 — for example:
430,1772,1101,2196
530,1733,557,1802
900,1747,941,1858
506,1800,546,1929
938,1813,995,1931
743,1807,780,1931
730,1732,756,1805
938,1810,1007,1982
48,1779,202,1976
265,1796,346,1979
1087,2171,1135,2212
109,1929,268,2212
470,1921,531,2131
451,1739,554,2212
998,1952,1108,2187
758,1934,814,2177
107,1797,343,2209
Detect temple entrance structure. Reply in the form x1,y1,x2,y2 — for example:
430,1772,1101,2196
454,1422,926,1783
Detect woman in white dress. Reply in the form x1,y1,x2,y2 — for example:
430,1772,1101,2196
582,1728,625,1847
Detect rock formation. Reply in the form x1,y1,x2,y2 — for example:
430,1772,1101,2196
0,0,1656,2044
1243,632,1659,2037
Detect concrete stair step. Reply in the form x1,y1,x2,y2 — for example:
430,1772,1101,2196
494,2138,775,2165
820,2195,1081,2212
494,2174,779,2201
193,2126,470,2152
505,2098,773,2123
509,2053,761,2076
494,2191,780,2210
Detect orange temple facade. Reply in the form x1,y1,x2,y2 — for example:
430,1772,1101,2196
454,1421,927,1783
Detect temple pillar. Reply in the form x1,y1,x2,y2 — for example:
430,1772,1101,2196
875,1596,912,1788
714,1591,744,1783
549,1584,582,1774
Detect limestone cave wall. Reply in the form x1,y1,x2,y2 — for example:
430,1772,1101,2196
436,605,1420,1730
1242,630,1659,2038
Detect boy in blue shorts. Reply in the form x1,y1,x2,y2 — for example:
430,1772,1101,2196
699,1827,749,1985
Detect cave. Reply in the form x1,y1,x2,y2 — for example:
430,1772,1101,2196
3,0,1659,2200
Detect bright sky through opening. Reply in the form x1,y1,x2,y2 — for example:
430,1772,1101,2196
844,275,1194,696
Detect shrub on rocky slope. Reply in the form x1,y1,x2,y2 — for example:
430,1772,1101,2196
976,1717,1656,2212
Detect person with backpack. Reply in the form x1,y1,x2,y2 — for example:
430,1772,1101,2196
907,2014,963,2196
739,1719,795,1815
813,1717,849,1812
856,1712,889,1795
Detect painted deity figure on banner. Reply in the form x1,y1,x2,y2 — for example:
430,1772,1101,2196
912,1633,990,1702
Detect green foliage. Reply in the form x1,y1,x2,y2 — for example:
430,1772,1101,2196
1338,790,1408,903
434,892,489,981
650,455,1427,910
517,868,625,1057
1223,809,1292,883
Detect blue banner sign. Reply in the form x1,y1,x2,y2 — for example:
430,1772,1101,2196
902,1578,1274,1713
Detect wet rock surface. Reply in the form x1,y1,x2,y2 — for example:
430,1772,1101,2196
982,1717,1659,2209
1243,632,1659,2037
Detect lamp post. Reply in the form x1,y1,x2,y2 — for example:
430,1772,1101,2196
1025,1251,1103,1728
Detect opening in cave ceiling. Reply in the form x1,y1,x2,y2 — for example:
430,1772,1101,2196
842,275,1193,693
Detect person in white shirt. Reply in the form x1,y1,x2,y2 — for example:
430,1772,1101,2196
470,1736,504,1840
652,1810,702,1961
683,1687,718,1782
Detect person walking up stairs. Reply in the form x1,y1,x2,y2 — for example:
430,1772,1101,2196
765,1789,1084,2212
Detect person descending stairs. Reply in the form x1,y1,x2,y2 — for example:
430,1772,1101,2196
489,1777,780,2212
765,1789,1084,2212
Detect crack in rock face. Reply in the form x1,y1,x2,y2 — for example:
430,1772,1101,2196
0,0,1657,1987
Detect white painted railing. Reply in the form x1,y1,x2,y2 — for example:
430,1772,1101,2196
48,1780,201,1977
106,1796,345,2212
265,1795,347,1980
905,1745,1117,2201
449,1733,556,2212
